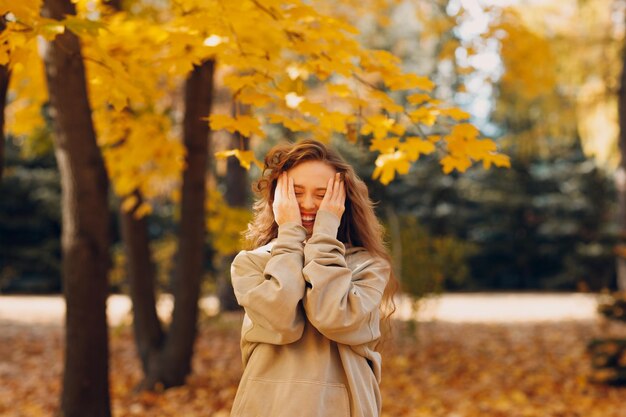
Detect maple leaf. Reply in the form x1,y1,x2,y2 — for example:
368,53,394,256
369,137,399,154
222,73,268,92
408,107,439,127
449,123,479,140
34,18,66,41
214,149,263,170
268,113,315,132
0,0,41,20
62,16,107,37
361,114,397,140
482,153,511,169
237,89,273,107
439,107,470,121
465,138,497,160
372,151,411,185
386,73,434,92
441,155,472,174
318,111,354,134
406,93,431,105
399,137,436,161
208,114,264,138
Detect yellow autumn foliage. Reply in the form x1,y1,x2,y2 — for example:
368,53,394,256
2,0,509,198
205,187,252,256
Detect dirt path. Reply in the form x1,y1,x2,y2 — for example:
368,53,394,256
0,292,601,326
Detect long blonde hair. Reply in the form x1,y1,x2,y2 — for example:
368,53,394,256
244,139,399,327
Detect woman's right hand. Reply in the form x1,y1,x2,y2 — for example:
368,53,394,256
272,172,302,226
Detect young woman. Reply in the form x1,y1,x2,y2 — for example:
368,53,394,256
230,139,398,417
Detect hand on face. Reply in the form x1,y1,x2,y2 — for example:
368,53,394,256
318,172,346,220
272,172,302,226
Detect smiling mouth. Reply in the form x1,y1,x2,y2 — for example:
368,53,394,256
302,215,315,223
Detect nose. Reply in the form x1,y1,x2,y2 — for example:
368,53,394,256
300,194,316,211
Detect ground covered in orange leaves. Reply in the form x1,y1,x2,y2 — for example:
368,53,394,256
1,313,625,417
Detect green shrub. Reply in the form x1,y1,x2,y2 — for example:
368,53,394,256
387,215,478,299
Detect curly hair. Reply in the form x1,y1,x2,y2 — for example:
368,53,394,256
243,139,399,330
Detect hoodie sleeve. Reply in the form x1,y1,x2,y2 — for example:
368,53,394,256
302,210,391,346
231,222,307,345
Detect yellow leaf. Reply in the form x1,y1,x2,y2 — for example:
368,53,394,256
327,83,352,97
407,93,431,105
369,137,399,154
268,113,315,132
214,149,262,170
450,123,479,140
372,151,410,185
386,73,434,92
0,0,41,20
222,73,268,92
482,153,511,169
440,155,472,174
399,137,436,161
361,114,396,140
236,89,273,107
62,16,107,37
369,89,404,113
408,107,439,127
446,135,466,156
319,111,353,134
121,195,138,212
299,100,326,117
35,18,66,40
365,50,401,69
208,114,264,138
428,135,441,143
439,107,470,121
134,202,152,219
466,138,496,160
389,123,406,136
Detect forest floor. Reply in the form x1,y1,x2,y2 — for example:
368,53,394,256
1,293,625,417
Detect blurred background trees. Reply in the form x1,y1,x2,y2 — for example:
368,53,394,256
1,0,625,414
1,0,620,293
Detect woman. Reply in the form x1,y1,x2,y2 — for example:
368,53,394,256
230,139,398,417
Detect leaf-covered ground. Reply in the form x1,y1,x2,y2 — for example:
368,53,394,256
1,313,625,417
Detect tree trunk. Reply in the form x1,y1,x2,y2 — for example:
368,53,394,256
142,60,214,388
41,0,111,415
119,192,164,375
0,17,9,182
617,40,626,291
218,132,249,311
103,0,165,381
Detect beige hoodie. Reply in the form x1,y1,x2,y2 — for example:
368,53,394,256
230,210,391,417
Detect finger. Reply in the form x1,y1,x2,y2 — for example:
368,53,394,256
332,173,341,201
338,179,346,204
322,176,333,204
281,172,288,199
274,175,281,201
288,176,296,201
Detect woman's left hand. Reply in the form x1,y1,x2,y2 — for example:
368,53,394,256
319,172,346,220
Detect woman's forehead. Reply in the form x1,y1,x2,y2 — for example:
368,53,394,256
287,160,336,188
